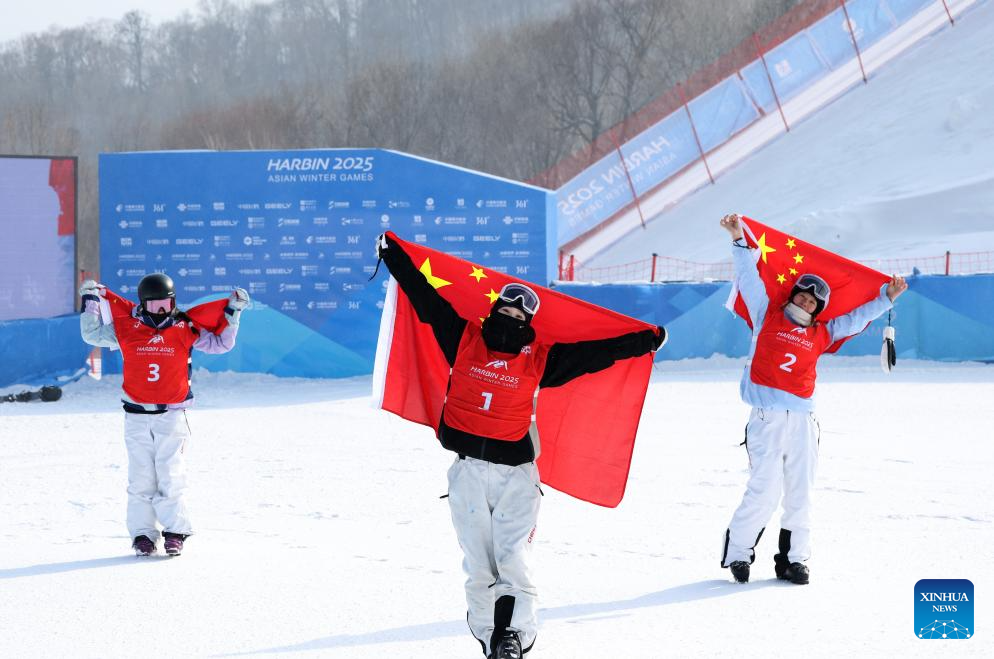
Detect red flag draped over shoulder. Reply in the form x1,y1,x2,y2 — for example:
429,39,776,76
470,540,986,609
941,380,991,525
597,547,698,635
730,217,889,351
373,232,657,508
100,288,229,334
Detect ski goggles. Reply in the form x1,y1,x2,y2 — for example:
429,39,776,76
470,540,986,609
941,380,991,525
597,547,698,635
498,283,540,316
144,298,175,314
793,274,830,306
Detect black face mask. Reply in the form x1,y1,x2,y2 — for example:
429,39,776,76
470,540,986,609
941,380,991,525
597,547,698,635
481,311,535,354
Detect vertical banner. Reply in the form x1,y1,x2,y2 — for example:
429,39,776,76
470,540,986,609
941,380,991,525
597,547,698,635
0,155,77,322
98,149,552,377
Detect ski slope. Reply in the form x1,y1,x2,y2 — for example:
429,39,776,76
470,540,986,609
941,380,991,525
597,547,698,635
588,0,994,267
2,361,991,658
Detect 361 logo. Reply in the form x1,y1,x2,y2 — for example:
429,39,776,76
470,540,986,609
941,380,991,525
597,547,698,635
915,579,973,639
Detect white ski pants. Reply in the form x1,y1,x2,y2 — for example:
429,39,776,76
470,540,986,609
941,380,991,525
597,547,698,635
447,456,541,653
722,407,819,566
123,410,193,541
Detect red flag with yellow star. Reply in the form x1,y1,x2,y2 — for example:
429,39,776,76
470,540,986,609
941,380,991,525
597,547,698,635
373,232,656,507
733,217,888,351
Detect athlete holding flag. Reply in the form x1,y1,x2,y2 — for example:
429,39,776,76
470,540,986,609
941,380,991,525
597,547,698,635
718,213,907,584
80,273,248,557
375,233,665,659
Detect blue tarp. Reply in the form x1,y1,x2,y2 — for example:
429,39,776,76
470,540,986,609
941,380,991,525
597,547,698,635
0,314,91,387
554,274,994,362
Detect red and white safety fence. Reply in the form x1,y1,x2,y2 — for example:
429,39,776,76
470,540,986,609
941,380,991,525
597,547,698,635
559,250,994,283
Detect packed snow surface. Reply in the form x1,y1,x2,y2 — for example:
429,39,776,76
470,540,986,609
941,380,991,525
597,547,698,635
590,0,994,266
2,361,991,657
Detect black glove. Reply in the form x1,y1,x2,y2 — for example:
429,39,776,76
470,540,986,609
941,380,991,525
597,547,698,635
652,325,668,351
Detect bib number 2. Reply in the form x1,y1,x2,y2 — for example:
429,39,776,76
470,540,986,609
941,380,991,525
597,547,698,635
148,363,161,382
779,353,797,373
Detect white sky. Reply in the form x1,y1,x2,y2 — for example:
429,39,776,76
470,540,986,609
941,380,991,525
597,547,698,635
0,0,205,42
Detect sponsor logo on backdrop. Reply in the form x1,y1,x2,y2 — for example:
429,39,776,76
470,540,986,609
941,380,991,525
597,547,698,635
177,203,202,212
915,580,973,639
211,220,238,227
176,238,203,245
248,217,265,229
118,220,143,229
182,220,204,228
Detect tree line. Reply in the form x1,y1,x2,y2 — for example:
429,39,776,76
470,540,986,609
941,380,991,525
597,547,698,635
0,0,799,272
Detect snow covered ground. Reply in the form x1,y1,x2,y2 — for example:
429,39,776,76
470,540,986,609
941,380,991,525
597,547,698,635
2,360,992,658
587,0,994,267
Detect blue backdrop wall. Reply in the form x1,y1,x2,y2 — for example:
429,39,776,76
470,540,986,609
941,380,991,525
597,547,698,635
554,274,994,362
97,149,554,378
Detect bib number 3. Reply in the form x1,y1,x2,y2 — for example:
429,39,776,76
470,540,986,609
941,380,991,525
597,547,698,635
779,353,797,373
148,363,161,382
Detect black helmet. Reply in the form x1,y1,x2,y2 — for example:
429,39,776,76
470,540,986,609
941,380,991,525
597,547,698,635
137,273,176,314
790,273,830,316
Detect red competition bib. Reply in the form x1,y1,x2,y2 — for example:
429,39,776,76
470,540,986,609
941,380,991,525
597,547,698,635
749,311,833,399
443,324,550,441
114,315,199,404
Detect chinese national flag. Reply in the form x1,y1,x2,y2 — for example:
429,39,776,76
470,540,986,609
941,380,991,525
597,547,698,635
373,232,657,507
99,289,230,334
731,216,889,351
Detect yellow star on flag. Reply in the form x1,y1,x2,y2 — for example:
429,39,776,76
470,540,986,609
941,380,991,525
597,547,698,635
793,253,804,265
786,238,796,250
485,289,500,304
469,266,487,283
789,267,798,276
418,258,452,289
756,232,777,263
776,273,787,284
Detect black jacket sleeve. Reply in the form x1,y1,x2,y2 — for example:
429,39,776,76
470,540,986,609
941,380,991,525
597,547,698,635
380,234,467,366
539,329,658,388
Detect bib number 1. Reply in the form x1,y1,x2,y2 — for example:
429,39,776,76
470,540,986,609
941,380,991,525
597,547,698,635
779,353,797,373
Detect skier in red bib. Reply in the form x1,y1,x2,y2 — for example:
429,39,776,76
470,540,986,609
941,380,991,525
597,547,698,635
376,234,665,659
718,213,907,584
80,273,248,557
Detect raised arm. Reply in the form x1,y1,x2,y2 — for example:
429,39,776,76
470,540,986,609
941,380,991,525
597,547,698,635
79,280,120,348
539,327,664,388
192,288,248,354
378,234,467,365
826,276,906,342
721,213,769,328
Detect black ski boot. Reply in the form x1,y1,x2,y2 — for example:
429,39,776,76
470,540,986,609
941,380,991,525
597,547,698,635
729,561,750,583
777,562,810,584
490,631,522,659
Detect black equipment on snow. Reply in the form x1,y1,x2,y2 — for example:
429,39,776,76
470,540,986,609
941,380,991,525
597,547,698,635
790,273,831,316
1,385,62,403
